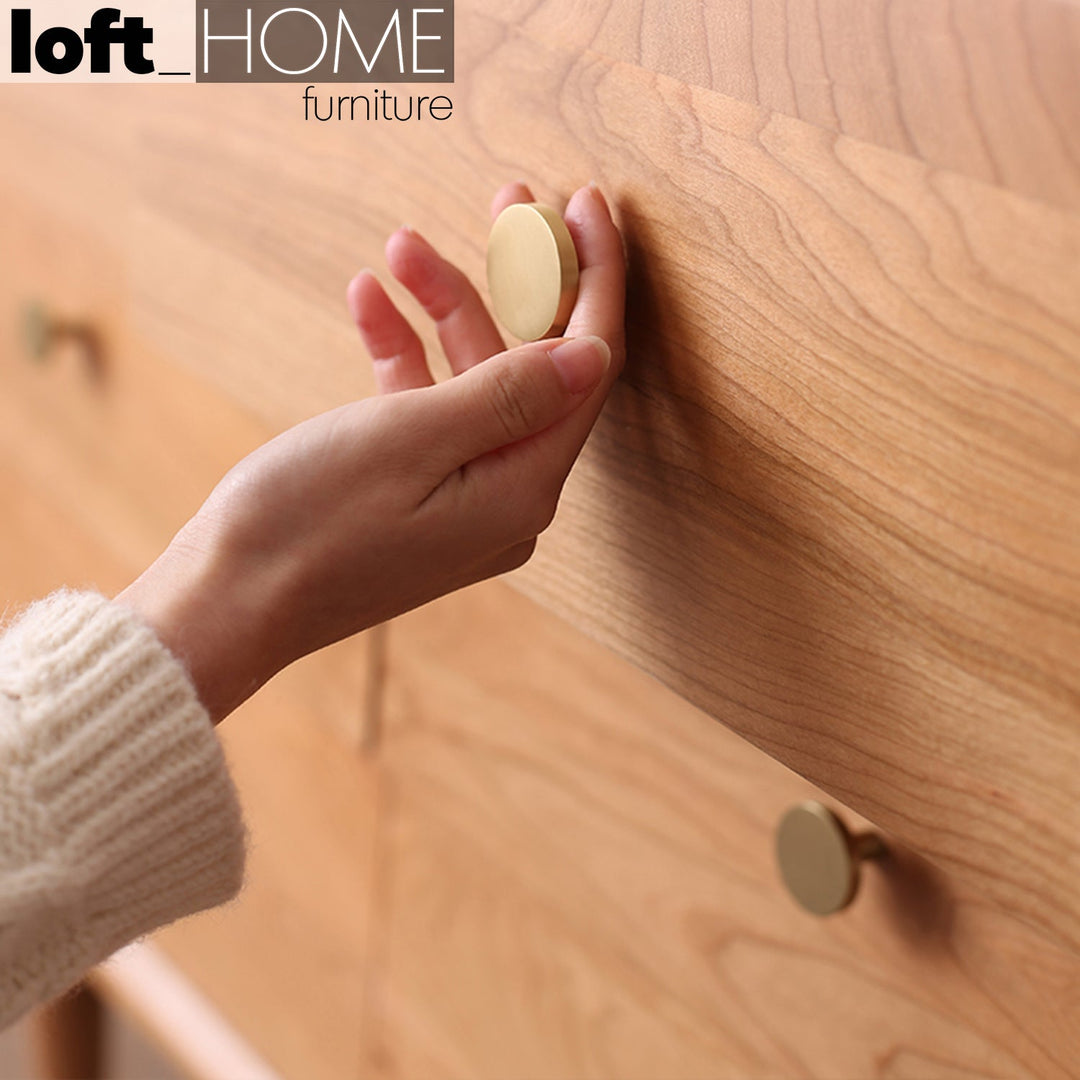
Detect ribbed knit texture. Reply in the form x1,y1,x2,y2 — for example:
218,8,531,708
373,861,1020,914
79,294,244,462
0,588,246,1030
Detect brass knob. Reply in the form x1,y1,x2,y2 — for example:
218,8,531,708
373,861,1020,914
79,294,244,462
487,202,579,341
20,301,99,366
776,801,885,915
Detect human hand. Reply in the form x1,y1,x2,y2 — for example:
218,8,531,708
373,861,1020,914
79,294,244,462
117,181,626,722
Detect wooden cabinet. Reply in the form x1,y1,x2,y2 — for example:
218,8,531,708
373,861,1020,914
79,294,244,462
1,0,1078,1076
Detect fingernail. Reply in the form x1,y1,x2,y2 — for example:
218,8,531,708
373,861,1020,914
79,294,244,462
398,224,431,250
549,335,611,394
587,180,610,213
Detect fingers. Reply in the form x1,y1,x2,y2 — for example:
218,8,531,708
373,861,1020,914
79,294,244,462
418,335,612,473
385,226,506,375
449,185,627,524
563,184,627,364
490,180,534,219
376,181,535,376
458,399,595,531
347,269,434,393
511,184,625,464
486,537,538,577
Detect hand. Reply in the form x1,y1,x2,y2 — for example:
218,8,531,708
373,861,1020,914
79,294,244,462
116,181,626,723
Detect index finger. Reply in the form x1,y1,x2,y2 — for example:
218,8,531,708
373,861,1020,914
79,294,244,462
563,183,626,364
491,180,535,220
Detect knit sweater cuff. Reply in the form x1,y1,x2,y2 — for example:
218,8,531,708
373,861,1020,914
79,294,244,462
0,588,246,1023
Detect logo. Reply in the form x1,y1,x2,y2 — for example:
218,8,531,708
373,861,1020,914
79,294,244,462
11,7,153,74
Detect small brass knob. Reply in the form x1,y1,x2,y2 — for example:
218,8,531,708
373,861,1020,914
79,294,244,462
487,202,579,341
20,301,99,366
776,801,885,915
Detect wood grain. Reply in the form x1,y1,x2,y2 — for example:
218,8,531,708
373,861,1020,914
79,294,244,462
474,0,1080,212
368,581,1080,1080
511,71,1080,954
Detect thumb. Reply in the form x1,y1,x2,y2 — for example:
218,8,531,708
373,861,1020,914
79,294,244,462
425,335,612,469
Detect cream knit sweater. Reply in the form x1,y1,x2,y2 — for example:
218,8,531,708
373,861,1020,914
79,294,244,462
0,588,247,1030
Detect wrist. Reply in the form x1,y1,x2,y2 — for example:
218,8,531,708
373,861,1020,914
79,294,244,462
114,523,285,724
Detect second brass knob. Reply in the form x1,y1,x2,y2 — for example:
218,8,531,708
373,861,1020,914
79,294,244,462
776,801,885,916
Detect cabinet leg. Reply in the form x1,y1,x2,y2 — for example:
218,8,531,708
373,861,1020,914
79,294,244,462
28,982,104,1080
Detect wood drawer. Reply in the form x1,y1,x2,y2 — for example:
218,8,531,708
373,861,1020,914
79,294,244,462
4,454,1077,1078
0,178,259,573
369,580,1079,1080
149,674,380,1080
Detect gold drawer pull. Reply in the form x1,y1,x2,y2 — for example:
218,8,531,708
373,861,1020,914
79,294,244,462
20,300,100,369
776,801,885,915
487,202,579,341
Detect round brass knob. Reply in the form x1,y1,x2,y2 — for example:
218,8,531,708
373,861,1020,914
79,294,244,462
20,301,98,366
486,202,579,341
21,301,54,362
776,801,885,915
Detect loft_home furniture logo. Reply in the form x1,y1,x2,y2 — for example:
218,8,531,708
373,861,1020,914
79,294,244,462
3,0,454,81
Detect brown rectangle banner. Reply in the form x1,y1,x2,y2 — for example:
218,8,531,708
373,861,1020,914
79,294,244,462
196,1,453,82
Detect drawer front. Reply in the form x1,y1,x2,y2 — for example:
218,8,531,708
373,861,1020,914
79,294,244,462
368,580,1079,1080
0,178,263,571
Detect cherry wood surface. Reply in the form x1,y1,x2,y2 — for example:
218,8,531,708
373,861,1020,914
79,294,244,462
0,2,1077,1074
476,0,1080,212
0,0,1075,954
